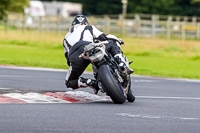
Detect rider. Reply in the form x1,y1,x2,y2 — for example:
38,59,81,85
63,15,134,94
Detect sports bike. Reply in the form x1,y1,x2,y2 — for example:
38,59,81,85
80,41,135,104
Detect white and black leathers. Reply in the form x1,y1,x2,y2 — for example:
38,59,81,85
63,24,128,90
63,24,103,60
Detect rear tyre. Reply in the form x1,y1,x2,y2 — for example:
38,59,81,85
98,65,126,104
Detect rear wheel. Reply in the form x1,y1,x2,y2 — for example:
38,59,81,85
98,65,126,104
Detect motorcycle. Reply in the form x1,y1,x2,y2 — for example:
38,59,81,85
80,41,135,104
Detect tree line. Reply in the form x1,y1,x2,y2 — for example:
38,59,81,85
1,0,200,20
46,0,200,16
0,0,29,19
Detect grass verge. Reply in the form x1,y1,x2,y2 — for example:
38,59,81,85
0,30,200,79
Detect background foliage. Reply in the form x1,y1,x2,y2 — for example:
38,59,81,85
1,0,200,17
40,0,200,16
0,0,29,19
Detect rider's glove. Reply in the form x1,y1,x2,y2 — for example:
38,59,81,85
106,34,124,45
84,43,97,52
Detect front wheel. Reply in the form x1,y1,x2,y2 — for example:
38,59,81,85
127,88,135,102
98,65,126,104
126,77,135,102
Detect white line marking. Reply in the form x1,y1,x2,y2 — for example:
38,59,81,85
3,93,71,103
136,96,200,100
0,75,33,78
142,116,161,119
116,113,200,120
0,88,12,90
0,65,67,72
132,75,200,83
180,118,199,120
134,80,158,83
116,113,140,117
1,65,200,82
116,113,160,119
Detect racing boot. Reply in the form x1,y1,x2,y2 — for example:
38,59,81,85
114,54,134,74
78,77,100,94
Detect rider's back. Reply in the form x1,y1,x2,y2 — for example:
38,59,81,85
65,24,94,47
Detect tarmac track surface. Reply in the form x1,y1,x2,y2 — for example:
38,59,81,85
0,66,200,133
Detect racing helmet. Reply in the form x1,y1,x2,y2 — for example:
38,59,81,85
71,15,89,26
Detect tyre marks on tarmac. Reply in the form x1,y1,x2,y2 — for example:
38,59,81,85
0,88,110,104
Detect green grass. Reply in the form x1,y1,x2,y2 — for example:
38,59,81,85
0,41,66,69
128,56,200,79
0,30,200,79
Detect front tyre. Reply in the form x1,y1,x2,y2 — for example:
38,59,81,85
127,88,135,102
126,77,135,102
98,65,126,104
